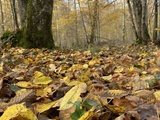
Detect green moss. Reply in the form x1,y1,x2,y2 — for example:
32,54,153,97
1,30,23,47
1,31,13,40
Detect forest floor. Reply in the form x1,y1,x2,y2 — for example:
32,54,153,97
0,44,160,120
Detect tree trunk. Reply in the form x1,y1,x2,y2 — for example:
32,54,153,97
141,0,150,44
127,0,150,44
153,0,158,41
122,0,126,42
17,0,28,26
0,0,4,33
132,0,143,43
158,1,160,39
90,0,98,44
10,0,19,30
77,0,89,44
21,0,54,48
74,0,79,46
127,0,138,39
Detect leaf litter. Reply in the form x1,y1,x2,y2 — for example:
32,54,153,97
0,44,160,119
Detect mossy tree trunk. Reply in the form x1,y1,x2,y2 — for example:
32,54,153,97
21,0,54,48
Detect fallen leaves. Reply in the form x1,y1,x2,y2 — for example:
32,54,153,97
33,71,52,85
1,44,160,119
59,83,87,110
0,103,37,120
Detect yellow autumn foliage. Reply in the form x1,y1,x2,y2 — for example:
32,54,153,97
0,103,37,120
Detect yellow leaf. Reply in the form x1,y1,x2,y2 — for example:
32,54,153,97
150,68,160,74
129,66,134,72
89,59,100,66
101,75,112,81
78,107,95,120
0,62,3,72
139,61,145,67
114,66,124,73
68,64,83,71
63,76,70,83
79,69,90,82
34,71,44,78
108,90,126,96
141,71,147,75
36,89,44,97
107,105,125,114
36,87,51,97
83,64,88,69
0,67,3,72
59,83,87,110
154,91,160,101
43,87,52,97
49,64,56,72
0,103,37,120
35,101,57,113
33,71,52,85
15,81,33,88
23,58,33,64
83,50,91,56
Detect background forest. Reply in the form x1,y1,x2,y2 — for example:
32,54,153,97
0,0,159,49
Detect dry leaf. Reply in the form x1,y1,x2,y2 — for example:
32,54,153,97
59,83,87,110
0,103,37,120
33,71,52,85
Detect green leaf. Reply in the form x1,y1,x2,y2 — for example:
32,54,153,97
70,101,86,120
9,84,21,92
82,101,98,109
145,80,154,86
154,72,160,81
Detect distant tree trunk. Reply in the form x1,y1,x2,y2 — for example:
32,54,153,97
90,0,98,44
158,1,160,39
55,6,60,46
20,0,54,48
10,0,19,30
74,0,79,46
133,0,143,43
77,0,89,44
0,0,4,33
141,0,150,44
97,0,100,43
127,0,138,40
17,0,28,26
127,0,150,44
122,0,126,42
153,0,158,41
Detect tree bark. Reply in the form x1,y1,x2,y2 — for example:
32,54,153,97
141,0,150,44
17,0,28,26
127,0,138,39
90,0,98,44
74,0,79,46
77,0,89,44
153,0,158,41
127,0,150,44
0,0,4,33
21,0,54,48
132,0,143,43
10,0,19,30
